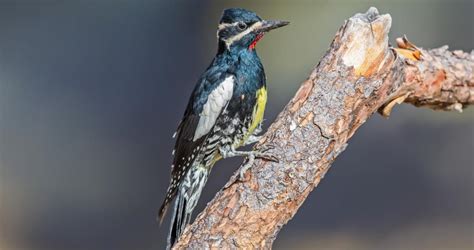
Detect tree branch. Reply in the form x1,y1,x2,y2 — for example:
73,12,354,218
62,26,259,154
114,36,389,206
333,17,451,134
173,7,473,249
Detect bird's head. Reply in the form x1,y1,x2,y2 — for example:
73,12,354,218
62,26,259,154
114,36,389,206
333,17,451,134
217,8,289,52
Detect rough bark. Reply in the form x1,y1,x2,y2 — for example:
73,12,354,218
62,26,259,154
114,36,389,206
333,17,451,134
173,7,474,249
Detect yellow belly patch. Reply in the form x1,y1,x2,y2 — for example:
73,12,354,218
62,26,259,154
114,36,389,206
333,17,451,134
241,86,267,146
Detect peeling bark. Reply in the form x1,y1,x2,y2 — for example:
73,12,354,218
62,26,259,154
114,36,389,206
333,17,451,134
173,7,474,249
394,46,473,112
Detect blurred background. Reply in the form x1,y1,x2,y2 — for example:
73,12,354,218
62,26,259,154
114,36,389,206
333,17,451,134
0,0,472,249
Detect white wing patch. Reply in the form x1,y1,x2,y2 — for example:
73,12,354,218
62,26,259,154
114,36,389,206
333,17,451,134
193,76,234,141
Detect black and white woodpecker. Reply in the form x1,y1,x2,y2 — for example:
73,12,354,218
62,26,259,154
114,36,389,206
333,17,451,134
158,8,288,248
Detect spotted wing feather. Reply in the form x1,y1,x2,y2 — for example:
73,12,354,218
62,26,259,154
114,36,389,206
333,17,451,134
158,112,204,221
158,75,235,221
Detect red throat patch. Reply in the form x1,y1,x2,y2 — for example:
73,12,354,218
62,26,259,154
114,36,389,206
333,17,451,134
249,33,264,50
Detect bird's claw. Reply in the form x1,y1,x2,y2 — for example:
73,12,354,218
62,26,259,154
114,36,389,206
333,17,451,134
238,148,279,181
238,160,253,181
258,144,274,153
257,153,279,163
255,145,279,163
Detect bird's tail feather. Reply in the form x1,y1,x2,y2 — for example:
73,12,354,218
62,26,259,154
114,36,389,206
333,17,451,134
167,166,209,249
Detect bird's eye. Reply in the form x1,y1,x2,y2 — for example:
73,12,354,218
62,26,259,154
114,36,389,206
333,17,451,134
237,22,247,30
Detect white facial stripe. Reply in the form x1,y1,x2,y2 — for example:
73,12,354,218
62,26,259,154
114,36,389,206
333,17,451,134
217,22,239,30
223,21,263,49
193,76,235,141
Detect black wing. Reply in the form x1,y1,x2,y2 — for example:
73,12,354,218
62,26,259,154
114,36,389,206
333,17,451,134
158,105,206,221
158,58,236,221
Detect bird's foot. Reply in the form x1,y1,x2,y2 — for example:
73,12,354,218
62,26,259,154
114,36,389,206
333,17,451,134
219,146,279,183
239,154,255,181
238,146,279,181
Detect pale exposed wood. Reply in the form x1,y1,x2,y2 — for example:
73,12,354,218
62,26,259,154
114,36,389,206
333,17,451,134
173,7,473,249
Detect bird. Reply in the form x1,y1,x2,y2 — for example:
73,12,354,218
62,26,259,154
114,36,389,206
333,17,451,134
158,8,289,249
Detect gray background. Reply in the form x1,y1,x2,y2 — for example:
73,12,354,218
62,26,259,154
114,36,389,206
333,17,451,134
1,0,473,249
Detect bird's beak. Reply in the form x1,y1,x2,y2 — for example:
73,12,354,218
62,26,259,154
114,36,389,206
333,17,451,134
256,20,290,33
